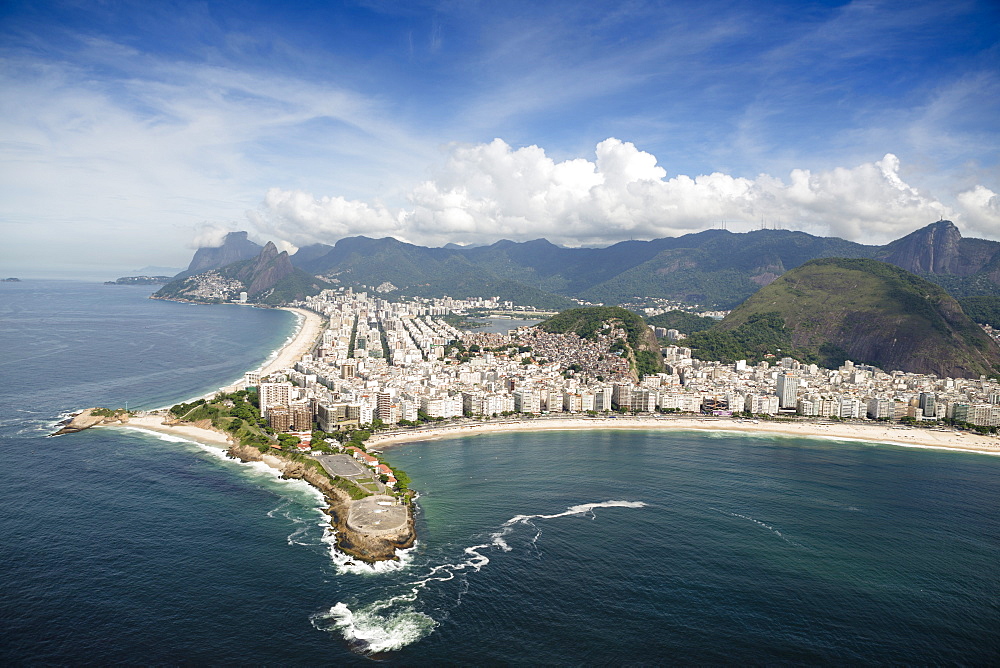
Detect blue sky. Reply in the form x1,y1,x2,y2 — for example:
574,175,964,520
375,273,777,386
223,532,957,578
1,0,998,277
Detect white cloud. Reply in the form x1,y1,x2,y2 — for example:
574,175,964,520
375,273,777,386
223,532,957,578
190,222,237,249
251,138,987,248
248,188,403,248
956,185,1000,239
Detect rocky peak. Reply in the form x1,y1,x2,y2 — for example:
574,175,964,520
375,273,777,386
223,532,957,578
184,231,263,276
237,242,295,296
882,220,962,275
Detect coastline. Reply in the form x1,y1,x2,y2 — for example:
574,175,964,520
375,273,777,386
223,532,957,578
367,415,1000,456
55,304,416,564
149,305,326,409
257,307,325,378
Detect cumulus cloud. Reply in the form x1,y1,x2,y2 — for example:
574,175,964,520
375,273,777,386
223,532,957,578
956,185,1000,239
248,189,403,248
190,222,238,248
248,138,991,249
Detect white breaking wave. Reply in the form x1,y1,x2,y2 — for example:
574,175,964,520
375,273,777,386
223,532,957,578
316,499,648,654
716,508,804,548
314,602,436,654
122,425,329,525
321,528,417,575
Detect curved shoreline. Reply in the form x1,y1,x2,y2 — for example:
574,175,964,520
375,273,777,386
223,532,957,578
367,415,1000,456
147,305,325,411
55,305,412,563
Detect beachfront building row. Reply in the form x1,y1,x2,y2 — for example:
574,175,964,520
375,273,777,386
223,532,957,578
242,288,1000,432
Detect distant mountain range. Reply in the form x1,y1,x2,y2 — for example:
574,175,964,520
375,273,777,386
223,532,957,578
157,220,1000,311
152,223,1000,377
276,220,998,309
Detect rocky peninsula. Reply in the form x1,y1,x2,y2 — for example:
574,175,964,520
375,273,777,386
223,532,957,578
54,409,415,563
50,304,416,565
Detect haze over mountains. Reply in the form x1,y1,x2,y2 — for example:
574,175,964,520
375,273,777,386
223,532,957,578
152,219,1000,378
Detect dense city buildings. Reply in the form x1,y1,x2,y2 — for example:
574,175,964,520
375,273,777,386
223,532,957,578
245,288,1000,434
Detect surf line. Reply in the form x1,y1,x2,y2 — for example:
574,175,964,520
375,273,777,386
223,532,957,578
713,508,805,548
314,499,648,654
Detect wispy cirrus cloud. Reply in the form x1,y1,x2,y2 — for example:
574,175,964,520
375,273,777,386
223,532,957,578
0,0,997,276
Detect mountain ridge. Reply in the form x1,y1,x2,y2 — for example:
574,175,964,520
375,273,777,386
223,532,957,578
705,258,1000,378
285,220,999,308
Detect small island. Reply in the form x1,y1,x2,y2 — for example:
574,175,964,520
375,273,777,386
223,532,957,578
104,275,173,285
3,277,21,282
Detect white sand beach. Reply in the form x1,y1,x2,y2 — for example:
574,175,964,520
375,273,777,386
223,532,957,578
259,307,325,377
120,414,235,447
120,303,1000,458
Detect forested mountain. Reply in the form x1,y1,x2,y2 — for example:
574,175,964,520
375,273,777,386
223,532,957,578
696,258,1000,378
156,242,327,305
286,220,999,308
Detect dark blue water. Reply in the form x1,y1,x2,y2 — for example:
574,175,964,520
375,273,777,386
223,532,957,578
2,281,999,665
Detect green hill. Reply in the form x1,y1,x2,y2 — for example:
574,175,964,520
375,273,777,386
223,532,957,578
704,258,1000,378
647,310,718,335
538,306,662,377
959,296,1000,328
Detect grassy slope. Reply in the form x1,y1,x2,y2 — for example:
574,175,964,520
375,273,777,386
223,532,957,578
714,258,1000,378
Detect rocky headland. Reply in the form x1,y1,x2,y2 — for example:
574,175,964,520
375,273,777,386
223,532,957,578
52,410,415,564
226,442,415,562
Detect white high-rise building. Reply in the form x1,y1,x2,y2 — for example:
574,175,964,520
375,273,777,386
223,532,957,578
777,372,799,409
259,382,292,417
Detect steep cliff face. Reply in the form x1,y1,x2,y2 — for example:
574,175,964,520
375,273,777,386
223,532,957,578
716,258,1000,378
236,241,295,296
880,220,964,275
877,220,1000,281
155,241,324,304
183,232,263,277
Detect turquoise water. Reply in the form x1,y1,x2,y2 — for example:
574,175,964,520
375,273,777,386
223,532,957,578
2,281,999,664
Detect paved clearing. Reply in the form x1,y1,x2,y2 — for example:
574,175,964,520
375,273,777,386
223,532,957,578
347,495,408,534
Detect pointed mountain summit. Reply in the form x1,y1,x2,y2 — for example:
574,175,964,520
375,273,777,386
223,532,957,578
236,242,296,296
876,220,1000,280
879,220,964,275
155,239,326,305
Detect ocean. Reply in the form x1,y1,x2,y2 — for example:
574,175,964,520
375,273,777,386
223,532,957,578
2,280,999,665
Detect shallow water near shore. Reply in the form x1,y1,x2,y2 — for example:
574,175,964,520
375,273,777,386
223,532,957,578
2,280,999,664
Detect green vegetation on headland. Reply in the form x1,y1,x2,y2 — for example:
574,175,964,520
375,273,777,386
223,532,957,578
684,312,818,365
91,407,134,418
538,306,663,377
168,391,411,503
959,296,1000,328
701,258,1000,378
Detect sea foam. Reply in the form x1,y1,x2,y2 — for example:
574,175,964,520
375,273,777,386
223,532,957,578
318,499,648,654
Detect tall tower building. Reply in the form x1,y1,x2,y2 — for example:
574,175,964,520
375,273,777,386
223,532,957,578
776,372,799,409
